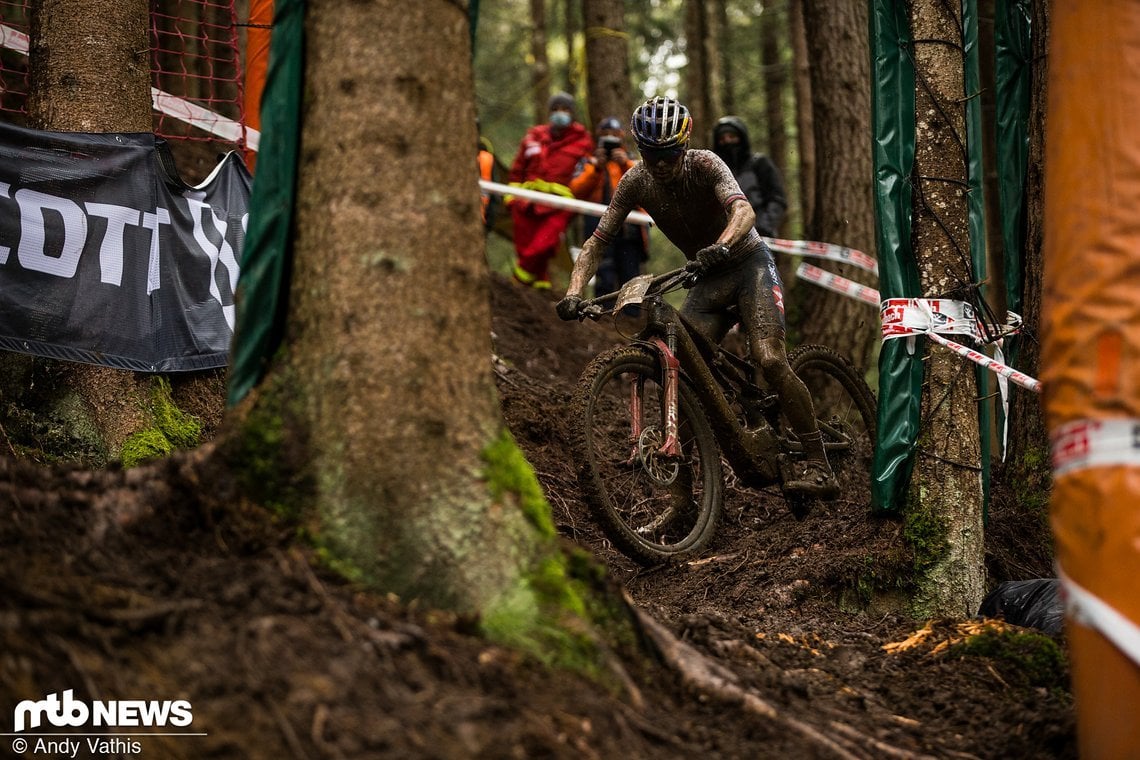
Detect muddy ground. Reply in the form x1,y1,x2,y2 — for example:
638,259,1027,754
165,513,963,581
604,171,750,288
0,272,1073,759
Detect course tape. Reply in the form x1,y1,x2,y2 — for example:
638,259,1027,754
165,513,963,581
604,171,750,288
1058,564,1140,670
0,23,261,150
795,263,879,305
1052,418,1140,476
881,297,1042,400
479,180,654,226
768,237,878,274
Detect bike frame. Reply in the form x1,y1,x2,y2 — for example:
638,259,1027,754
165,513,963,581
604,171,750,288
587,270,786,489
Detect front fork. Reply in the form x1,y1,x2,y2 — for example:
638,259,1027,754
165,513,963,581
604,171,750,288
627,329,682,460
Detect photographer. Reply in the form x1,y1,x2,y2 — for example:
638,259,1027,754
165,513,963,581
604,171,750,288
570,116,649,299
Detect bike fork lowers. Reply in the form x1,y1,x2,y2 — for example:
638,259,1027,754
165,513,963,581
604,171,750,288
627,330,683,460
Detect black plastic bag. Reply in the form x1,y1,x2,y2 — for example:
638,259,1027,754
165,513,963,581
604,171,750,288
978,579,1064,635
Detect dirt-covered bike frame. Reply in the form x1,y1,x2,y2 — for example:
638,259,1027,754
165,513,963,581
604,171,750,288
569,266,877,566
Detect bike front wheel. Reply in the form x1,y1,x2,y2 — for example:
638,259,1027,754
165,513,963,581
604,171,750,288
787,345,877,503
570,346,723,566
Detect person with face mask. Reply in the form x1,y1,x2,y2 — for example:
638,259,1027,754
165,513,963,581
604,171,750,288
711,116,787,238
506,92,595,289
556,97,837,501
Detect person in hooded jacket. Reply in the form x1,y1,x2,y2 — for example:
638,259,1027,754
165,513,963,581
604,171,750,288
712,116,787,238
506,92,595,289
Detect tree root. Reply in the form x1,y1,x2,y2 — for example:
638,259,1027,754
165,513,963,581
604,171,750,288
630,602,936,760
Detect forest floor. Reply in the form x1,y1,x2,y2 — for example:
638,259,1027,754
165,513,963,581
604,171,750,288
0,272,1073,759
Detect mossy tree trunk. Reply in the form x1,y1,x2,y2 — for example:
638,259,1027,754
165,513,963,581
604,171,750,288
8,0,211,466
904,0,986,617
246,0,616,660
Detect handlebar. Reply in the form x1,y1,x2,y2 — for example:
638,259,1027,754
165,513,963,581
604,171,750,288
577,266,699,320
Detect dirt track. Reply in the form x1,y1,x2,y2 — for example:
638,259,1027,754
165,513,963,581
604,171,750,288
0,272,1073,759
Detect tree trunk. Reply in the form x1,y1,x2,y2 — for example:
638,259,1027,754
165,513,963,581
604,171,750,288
798,0,877,372
683,0,720,149
761,2,794,287
716,0,735,114
1006,0,1049,477
905,0,986,617
583,0,632,129
262,0,609,660
560,0,579,97
789,0,815,240
14,0,214,465
530,0,551,124
761,3,788,183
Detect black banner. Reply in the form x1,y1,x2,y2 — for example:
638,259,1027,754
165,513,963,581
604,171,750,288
0,122,249,372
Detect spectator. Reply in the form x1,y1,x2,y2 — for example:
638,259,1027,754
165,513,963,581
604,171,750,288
477,131,498,232
506,92,595,289
711,116,787,238
570,116,648,299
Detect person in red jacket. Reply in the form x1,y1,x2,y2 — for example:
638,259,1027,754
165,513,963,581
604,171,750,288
570,116,648,299
507,92,595,289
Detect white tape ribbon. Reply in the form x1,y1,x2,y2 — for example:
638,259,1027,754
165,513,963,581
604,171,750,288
1057,565,1140,669
1052,418,1140,476
768,237,878,274
795,262,879,305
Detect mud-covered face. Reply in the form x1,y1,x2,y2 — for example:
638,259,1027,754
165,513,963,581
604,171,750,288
641,145,686,183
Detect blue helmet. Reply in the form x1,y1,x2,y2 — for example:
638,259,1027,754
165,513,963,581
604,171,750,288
630,97,692,150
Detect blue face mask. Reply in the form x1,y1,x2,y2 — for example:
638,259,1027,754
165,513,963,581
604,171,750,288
550,111,572,129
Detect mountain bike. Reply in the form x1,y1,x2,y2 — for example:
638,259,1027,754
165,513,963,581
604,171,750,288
568,266,877,566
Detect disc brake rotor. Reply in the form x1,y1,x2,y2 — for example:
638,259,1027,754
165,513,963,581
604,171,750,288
637,426,680,486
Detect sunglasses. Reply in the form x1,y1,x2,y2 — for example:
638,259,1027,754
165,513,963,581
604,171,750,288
641,146,685,164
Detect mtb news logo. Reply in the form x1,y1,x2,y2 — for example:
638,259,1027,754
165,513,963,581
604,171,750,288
12,690,194,732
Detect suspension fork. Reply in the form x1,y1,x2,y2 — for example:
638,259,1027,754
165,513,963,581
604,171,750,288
627,331,683,459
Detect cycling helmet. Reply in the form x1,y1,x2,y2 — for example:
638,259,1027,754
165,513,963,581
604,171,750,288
630,97,692,150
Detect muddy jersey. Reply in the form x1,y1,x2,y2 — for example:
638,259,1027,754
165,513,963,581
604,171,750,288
592,149,764,259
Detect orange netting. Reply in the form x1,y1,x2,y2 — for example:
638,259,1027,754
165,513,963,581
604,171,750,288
0,0,250,154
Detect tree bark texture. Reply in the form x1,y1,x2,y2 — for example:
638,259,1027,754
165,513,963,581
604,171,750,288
683,0,720,149
905,0,986,617
798,0,877,372
28,0,151,131
562,0,580,97
716,0,735,114
289,0,546,615
583,0,633,130
530,0,551,124
761,4,788,183
789,0,815,240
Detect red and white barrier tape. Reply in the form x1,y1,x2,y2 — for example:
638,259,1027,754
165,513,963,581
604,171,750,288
796,263,879,305
925,331,1042,393
0,23,261,150
1058,565,1140,669
1052,418,1140,476
479,180,654,226
768,237,878,274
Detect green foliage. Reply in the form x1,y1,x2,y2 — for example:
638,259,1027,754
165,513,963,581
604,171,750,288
951,629,1069,690
119,377,202,467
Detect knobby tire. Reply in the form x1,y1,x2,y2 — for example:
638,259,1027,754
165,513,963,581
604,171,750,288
570,346,723,566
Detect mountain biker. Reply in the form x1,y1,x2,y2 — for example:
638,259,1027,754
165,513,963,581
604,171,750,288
555,96,837,500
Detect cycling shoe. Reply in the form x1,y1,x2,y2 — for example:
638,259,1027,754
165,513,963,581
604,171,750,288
784,460,839,501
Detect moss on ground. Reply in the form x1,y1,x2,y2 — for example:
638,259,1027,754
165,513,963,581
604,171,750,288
119,377,202,467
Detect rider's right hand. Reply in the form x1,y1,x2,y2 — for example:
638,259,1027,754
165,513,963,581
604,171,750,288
556,295,583,321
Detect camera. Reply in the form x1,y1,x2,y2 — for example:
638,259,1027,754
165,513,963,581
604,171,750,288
600,135,623,156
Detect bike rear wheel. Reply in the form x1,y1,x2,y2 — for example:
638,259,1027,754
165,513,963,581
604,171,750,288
787,345,877,508
570,346,723,565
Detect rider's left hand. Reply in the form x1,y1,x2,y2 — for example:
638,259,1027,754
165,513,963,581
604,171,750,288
690,244,731,274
